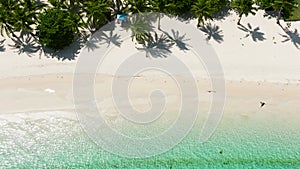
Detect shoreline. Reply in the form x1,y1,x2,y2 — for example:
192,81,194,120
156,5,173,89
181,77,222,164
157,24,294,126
1,73,299,119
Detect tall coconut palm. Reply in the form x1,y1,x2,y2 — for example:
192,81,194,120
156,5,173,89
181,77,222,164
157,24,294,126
111,0,128,16
271,0,297,24
191,0,216,26
150,0,176,30
167,0,197,15
256,0,274,10
126,15,153,44
232,0,257,25
124,0,152,14
0,0,19,38
48,0,85,32
13,0,45,37
83,0,112,31
1,0,45,39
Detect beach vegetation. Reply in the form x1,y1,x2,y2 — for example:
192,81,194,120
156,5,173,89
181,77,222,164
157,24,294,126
288,0,300,21
232,0,257,25
0,0,299,53
126,14,152,44
257,0,299,22
271,0,298,24
191,0,216,26
0,0,45,38
151,0,196,15
257,0,275,10
124,0,153,14
191,0,229,26
37,8,81,50
83,0,112,31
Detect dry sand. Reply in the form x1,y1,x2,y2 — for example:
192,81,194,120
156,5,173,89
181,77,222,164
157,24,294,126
0,10,299,123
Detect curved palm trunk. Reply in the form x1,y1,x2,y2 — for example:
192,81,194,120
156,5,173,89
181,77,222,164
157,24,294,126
277,2,284,25
158,13,161,30
237,13,242,25
197,17,203,28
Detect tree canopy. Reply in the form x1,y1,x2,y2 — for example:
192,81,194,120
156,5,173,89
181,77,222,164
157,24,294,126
37,8,81,50
232,0,257,25
0,0,299,52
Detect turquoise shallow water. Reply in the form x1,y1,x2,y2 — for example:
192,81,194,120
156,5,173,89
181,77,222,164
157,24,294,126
0,111,299,168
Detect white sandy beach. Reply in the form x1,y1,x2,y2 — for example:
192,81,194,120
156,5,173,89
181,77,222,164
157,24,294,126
0,10,299,123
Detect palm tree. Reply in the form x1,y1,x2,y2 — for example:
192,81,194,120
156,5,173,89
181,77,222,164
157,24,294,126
12,0,45,38
192,0,228,27
166,0,196,15
48,0,86,32
1,0,46,39
124,0,152,14
232,0,257,25
126,15,153,44
110,0,131,17
150,0,181,30
192,0,216,27
0,0,19,38
256,0,274,10
271,0,297,24
83,0,112,31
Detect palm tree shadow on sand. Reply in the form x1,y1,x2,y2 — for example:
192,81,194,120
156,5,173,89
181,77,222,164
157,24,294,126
0,39,5,52
160,29,191,51
45,34,88,61
136,32,174,58
279,26,300,49
8,31,88,61
84,30,122,52
238,23,266,42
199,23,224,43
85,20,122,51
124,13,191,58
263,10,278,19
99,31,122,47
9,32,41,57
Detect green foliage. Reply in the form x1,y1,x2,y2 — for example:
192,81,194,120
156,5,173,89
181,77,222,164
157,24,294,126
0,0,299,56
257,0,275,10
48,0,85,31
0,0,16,37
126,15,151,44
83,0,112,30
272,0,298,20
123,0,197,15
232,0,257,24
257,0,298,21
192,0,216,25
148,0,197,15
124,0,152,14
0,0,45,37
37,8,80,50
170,0,197,15
287,0,300,21
192,0,229,26
166,0,197,15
